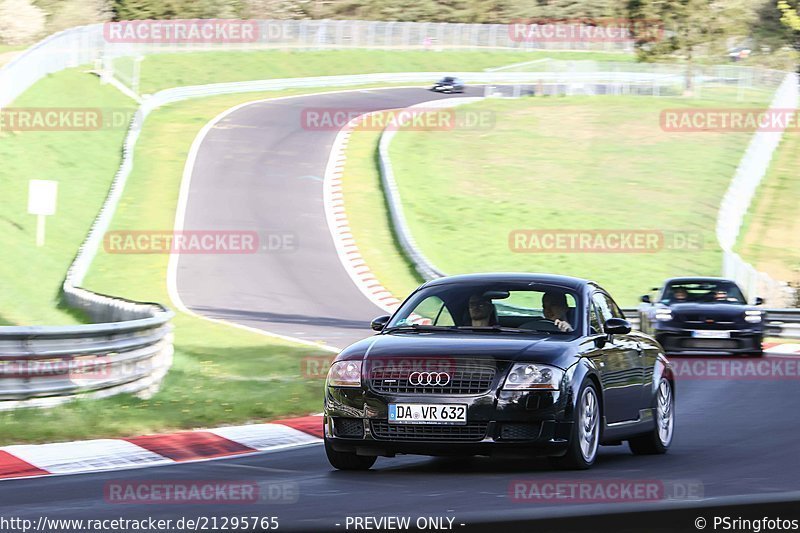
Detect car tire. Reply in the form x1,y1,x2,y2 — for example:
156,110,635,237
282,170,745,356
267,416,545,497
325,437,377,471
548,380,600,470
629,378,674,455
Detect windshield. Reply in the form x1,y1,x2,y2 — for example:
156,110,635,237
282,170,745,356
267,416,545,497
662,281,747,305
387,281,581,334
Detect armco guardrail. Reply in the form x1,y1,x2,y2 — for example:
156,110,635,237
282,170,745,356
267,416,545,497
0,309,173,410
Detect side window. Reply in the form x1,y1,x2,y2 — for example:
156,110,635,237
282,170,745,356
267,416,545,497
588,302,602,334
605,293,626,320
592,292,613,327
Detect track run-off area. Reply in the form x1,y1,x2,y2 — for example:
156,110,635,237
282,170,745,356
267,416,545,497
2,87,799,532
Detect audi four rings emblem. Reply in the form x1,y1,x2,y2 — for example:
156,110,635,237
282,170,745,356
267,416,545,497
408,371,451,386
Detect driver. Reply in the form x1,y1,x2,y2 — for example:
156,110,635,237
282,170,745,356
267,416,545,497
542,291,574,333
713,289,728,302
672,287,688,302
468,294,496,327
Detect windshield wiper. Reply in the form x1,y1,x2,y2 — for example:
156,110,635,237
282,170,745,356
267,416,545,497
455,326,547,334
382,324,458,333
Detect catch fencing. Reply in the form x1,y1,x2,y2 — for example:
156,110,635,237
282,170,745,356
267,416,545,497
0,22,796,410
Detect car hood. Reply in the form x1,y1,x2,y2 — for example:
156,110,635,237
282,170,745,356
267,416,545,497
337,332,575,369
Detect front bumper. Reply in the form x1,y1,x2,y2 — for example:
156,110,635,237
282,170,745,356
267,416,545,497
655,327,763,356
324,386,573,457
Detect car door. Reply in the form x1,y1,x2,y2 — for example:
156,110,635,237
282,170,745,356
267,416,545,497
592,291,645,423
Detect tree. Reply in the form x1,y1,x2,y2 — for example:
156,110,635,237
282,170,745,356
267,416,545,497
627,0,729,93
0,0,45,44
778,0,800,31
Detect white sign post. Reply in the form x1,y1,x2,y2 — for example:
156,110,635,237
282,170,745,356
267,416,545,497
27,180,58,247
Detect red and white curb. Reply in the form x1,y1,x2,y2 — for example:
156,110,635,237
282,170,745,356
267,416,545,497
764,343,800,356
0,415,322,481
323,112,403,314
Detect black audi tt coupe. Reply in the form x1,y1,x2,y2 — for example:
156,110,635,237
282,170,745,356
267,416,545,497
324,273,675,471
638,277,765,357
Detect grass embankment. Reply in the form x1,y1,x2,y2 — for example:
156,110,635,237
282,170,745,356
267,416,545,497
131,49,633,93
2,74,419,443
736,130,800,284
0,71,136,325
341,89,773,307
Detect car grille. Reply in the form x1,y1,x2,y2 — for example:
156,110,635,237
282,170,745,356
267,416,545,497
677,314,735,325
370,421,488,441
368,361,496,395
681,338,739,350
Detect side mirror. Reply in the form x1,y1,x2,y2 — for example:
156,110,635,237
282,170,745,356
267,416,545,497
604,317,632,336
641,295,651,304
755,297,764,306
371,315,390,331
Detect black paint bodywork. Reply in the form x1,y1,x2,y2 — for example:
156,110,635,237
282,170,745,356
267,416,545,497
325,273,673,458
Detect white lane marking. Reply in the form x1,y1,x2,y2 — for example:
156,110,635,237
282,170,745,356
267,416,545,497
2,439,170,474
167,86,432,353
209,423,320,450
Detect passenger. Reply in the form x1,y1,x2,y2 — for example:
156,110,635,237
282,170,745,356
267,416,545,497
468,294,496,327
714,289,728,302
542,292,574,332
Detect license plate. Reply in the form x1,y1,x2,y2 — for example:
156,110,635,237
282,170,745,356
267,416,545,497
692,330,730,339
388,404,467,425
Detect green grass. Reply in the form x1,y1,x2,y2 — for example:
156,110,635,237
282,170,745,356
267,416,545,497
342,89,773,307
134,49,633,94
0,70,137,325
1,85,373,444
736,129,800,283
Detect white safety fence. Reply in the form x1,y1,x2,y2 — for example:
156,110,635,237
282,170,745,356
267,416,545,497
717,73,799,306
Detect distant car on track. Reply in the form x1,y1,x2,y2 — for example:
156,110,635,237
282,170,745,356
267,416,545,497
324,273,674,471
430,76,465,93
639,277,764,357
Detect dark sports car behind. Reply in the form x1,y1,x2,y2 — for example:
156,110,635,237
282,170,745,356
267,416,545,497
639,277,765,357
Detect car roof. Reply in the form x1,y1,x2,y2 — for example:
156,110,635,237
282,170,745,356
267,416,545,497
423,272,590,291
664,277,736,285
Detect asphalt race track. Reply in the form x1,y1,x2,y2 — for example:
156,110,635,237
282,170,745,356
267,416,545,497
2,87,799,531
174,86,482,348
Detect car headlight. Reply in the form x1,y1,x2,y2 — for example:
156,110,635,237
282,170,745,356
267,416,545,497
503,363,563,391
326,361,362,387
655,309,673,321
744,310,763,323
